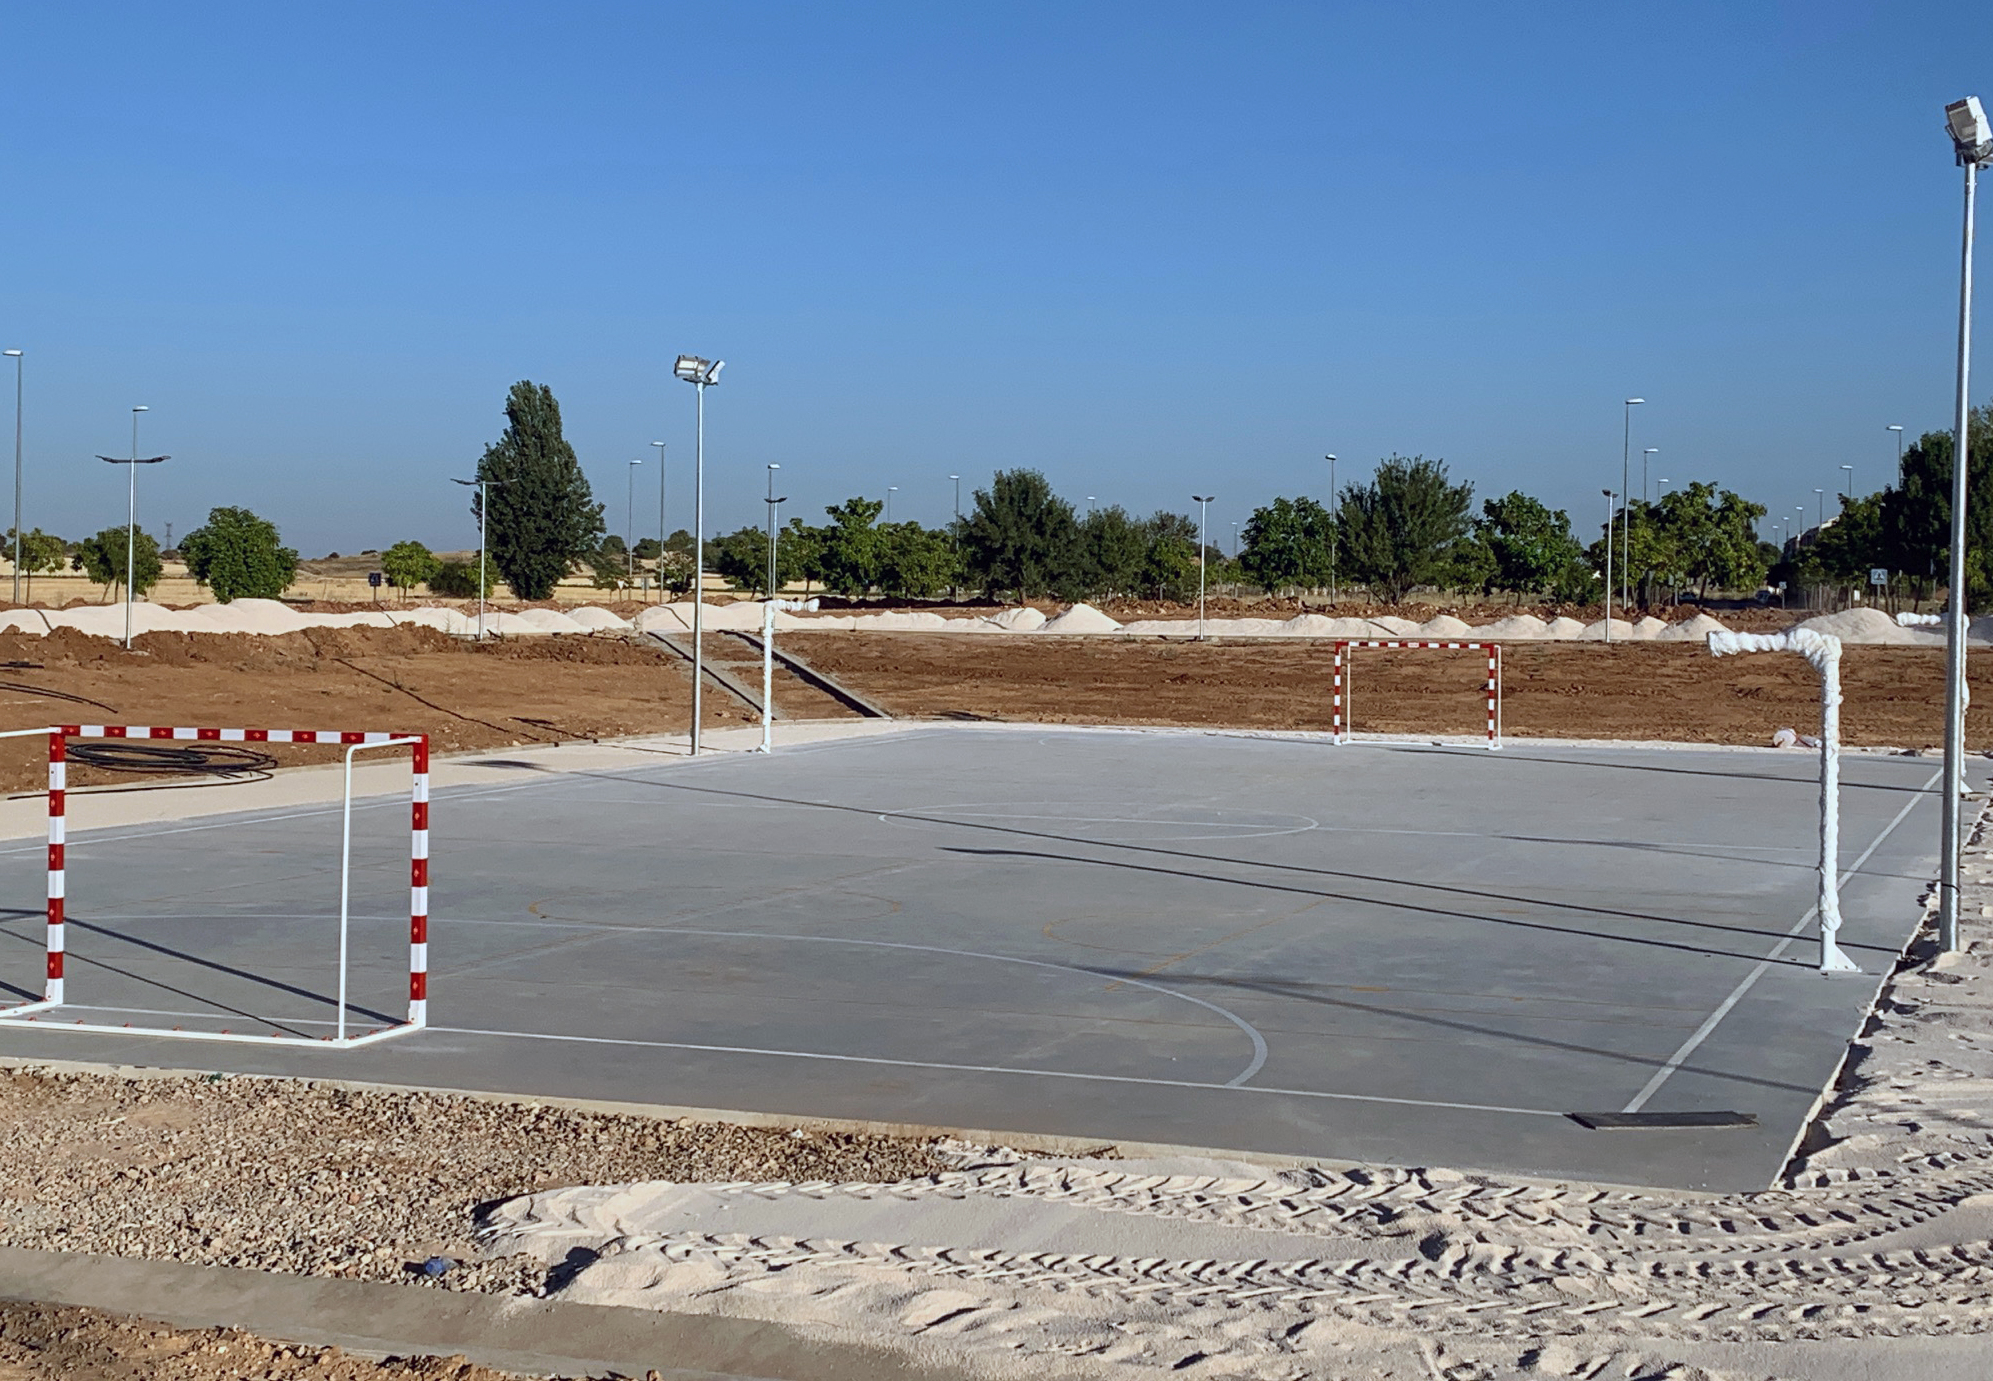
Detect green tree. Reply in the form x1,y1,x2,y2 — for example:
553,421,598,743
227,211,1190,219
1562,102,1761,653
473,381,604,600
426,559,495,598
1880,408,1993,603
711,524,810,596
813,497,888,596
74,526,163,600
960,470,1079,599
380,540,441,593
5,528,67,601
1336,456,1475,602
1138,511,1201,601
1076,506,1150,598
632,536,662,561
179,506,299,602
1475,491,1582,602
1238,497,1335,591
877,522,960,598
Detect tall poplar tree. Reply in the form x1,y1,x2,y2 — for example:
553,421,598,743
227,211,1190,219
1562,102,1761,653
474,382,603,600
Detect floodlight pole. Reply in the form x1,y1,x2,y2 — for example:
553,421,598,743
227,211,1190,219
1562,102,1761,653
1941,97,1991,956
1325,454,1337,604
92,409,167,649
626,458,642,582
765,464,784,598
1193,495,1214,639
1621,398,1643,615
651,441,667,602
4,350,20,605
1643,448,1657,506
1601,489,1615,645
674,355,724,756
1888,425,1904,485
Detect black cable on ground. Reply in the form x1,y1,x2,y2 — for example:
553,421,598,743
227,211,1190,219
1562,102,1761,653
64,742,279,777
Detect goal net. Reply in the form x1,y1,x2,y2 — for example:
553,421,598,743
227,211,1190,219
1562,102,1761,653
1332,640,1502,750
0,725,430,1048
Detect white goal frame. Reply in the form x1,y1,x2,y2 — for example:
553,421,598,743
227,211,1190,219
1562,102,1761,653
0,724,432,1047
1332,641,1502,750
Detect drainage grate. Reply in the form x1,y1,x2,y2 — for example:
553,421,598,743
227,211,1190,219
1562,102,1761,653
1567,1111,1758,1131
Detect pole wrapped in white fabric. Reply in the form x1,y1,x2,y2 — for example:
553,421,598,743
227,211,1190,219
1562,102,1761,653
1708,628,1859,974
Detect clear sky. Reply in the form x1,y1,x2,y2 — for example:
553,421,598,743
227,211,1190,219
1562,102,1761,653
1,1,1988,557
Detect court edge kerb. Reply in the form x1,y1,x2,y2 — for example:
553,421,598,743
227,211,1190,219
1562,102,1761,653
0,724,431,1050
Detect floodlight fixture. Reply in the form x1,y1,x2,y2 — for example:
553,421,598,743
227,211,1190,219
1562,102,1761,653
672,351,726,752
1948,96,1993,166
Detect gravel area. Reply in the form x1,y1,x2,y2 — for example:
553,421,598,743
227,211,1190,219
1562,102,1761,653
0,1067,952,1295
0,1301,558,1381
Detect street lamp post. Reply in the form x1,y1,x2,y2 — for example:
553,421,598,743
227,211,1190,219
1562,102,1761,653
673,354,724,757
1841,464,1855,500
1621,398,1644,615
1887,424,1905,484
626,457,641,582
4,349,19,605
449,476,506,640
1192,495,1214,639
1815,488,1826,528
650,440,667,603
1658,477,1670,497
1602,490,1615,645
765,464,785,598
886,486,896,523
1941,95,1993,954
1643,448,1658,504
1324,454,1337,604
95,407,168,649
1230,520,1238,559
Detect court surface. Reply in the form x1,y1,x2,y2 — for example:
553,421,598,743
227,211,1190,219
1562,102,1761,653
0,725,1955,1191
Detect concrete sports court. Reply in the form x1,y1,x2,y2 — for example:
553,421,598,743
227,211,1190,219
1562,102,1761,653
0,724,1954,1192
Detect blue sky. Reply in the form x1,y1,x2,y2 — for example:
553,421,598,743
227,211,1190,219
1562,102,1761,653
0,1,1987,556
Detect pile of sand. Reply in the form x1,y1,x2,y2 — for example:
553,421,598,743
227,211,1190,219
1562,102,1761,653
1795,606,1944,646
1578,618,1634,640
1039,603,1122,634
982,607,1047,632
1417,614,1473,638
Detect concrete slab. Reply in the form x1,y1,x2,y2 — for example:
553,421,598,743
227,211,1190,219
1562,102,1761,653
0,1244,955,1380
0,726,1952,1192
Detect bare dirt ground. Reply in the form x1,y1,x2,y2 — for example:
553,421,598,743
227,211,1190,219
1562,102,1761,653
783,633,1993,749
0,628,853,795
0,1301,544,1381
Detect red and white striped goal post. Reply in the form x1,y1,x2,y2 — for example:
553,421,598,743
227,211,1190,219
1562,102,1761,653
0,724,431,1049
1331,641,1502,750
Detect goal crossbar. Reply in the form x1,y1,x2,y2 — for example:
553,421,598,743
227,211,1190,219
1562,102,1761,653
0,724,431,1048
1332,641,1502,750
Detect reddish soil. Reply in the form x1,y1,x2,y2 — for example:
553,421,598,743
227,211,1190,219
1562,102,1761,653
0,628,852,794
781,633,1993,751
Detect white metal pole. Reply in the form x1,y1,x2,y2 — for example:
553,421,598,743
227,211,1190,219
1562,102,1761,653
1602,490,1615,645
761,598,775,753
1326,454,1337,605
652,440,667,604
338,747,356,1041
7,351,20,605
126,412,138,649
477,481,488,641
1942,155,1979,955
1621,403,1633,615
627,458,640,582
692,380,705,756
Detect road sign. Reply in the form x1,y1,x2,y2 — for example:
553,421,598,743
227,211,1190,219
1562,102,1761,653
368,571,383,588
1869,568,1888,587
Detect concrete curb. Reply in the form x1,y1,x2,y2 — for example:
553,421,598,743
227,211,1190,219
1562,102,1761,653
0,1244,969,1380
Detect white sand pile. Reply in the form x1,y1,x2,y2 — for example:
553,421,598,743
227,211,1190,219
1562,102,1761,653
1628,616,1670,639
1541,616,1586,638
1039,603,1122,634
1363,615,1422,636
1794,607,1942,646
565,606,632,631
1116,619,1202,636
513,607,586,634
1653,612,1731,642
1578,617,1634,640
983,607,1046,632
850,611,960,631
1279,613,1344,636
774,611,857,631
1417,614,1473,638
634,606,691,633
1467,614,1548,639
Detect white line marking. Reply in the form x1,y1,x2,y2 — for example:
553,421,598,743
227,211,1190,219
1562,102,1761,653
1620,767,1940,1114
429,1023,1561,1117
